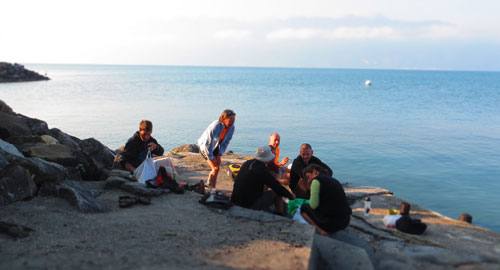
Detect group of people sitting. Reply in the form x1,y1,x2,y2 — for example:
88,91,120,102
119,109,351,236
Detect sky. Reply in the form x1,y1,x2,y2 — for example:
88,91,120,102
1,0,500,71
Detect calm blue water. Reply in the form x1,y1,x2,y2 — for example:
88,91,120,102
2,64,500,232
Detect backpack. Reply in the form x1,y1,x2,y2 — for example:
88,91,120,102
396,215,427,235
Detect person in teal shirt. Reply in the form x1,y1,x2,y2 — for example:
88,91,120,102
301,164,352,235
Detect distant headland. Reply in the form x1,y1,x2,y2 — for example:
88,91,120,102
0,62,49,83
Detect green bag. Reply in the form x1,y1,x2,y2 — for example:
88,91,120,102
287,198,310,215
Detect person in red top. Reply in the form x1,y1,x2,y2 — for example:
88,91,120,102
268,133,290,185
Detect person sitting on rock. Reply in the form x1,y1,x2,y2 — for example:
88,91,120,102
290,143,332,198
120,120,164,172
267,133,290,185
300,164,352,235
231,145,295,214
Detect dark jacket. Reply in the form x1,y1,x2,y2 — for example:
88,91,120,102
231,159,293,208
290,155,332,191
120,132,164,168
314,172,352,218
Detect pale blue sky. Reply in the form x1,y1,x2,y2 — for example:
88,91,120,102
1,0,499,70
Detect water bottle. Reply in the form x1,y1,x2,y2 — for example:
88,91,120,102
364,196,371,216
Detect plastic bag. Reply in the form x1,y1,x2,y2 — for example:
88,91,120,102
383,214,402,228
292,205,309,224
153,157,178,180
134,150,157,184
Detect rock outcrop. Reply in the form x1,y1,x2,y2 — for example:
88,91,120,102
0,62,49,83
0,100,115,207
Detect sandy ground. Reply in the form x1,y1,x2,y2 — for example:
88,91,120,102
0,153,313,270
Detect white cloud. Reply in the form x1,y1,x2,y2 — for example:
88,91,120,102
419,25,461,39
213,29,252,40
266,26,400,41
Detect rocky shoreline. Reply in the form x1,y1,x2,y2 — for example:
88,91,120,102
0,62,49,83
1,100,500,269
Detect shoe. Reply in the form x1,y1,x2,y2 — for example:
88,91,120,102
119,196,137,208
205,193,217,203
136,196,151,205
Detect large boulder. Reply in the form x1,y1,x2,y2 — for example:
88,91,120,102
39,180,107,213
0,165,38,206
0,112,32,138
0,138,24,157
79,138,115,168
21,115,49,135
171,144,199,153
0,100,14,114
5,155,68,186
49,128,81,151
26,144,78,166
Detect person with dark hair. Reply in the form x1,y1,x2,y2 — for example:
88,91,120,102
198,109,236,201
231,145,295,213
300,164,351,235
290,143,332,198
120,120,164,172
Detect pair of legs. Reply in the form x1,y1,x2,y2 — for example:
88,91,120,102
250,190,287,215
206,154,221,191
301,204,350,236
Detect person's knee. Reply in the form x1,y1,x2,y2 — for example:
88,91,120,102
212,165,220,172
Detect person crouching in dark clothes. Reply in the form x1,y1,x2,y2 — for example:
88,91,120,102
120,120,164,172
300,164,352,235
231,145,295,214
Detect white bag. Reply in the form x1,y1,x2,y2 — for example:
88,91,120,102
134,150,157,184
292,205,309,224
383,214,402,228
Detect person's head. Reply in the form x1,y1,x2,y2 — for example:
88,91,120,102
219,109,236,128
138,120,153,142
254,145,275,164
268,133,281,148
302,164,323,189
299,143,313,164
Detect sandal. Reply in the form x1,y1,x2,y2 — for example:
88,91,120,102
136,196,151,205
119,196,137,208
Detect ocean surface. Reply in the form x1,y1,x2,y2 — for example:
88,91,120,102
1,64,499,232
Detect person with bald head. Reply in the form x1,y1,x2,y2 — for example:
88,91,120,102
290,143,332,199
268,133,290,167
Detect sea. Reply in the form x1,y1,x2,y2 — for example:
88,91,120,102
1,64,499,232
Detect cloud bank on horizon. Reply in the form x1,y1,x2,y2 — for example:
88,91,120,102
1,0,499,71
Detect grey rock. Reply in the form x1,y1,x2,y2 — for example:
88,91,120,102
104,175,129,189
171,144,200,153
0,99,14,114
21,115,49,135
0,165,38,206
49,128,81,151
119,182,169,197
110,169,135,180
40,135,59,145
309,233,374,270
26,144,78,166
44,180,107,213
0,152,8,171
0,112,33,138
0,221,34,239
6,155,68,185
79,138,115,168
0,138,24,157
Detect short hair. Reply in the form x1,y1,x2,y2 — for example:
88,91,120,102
219,109,236,122
302,164,325,177
300,143,312,150
139,120,153,132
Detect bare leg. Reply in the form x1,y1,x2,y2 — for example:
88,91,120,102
207,155,221,190
301,211,329,236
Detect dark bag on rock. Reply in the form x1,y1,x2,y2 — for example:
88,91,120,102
396,216,427,235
